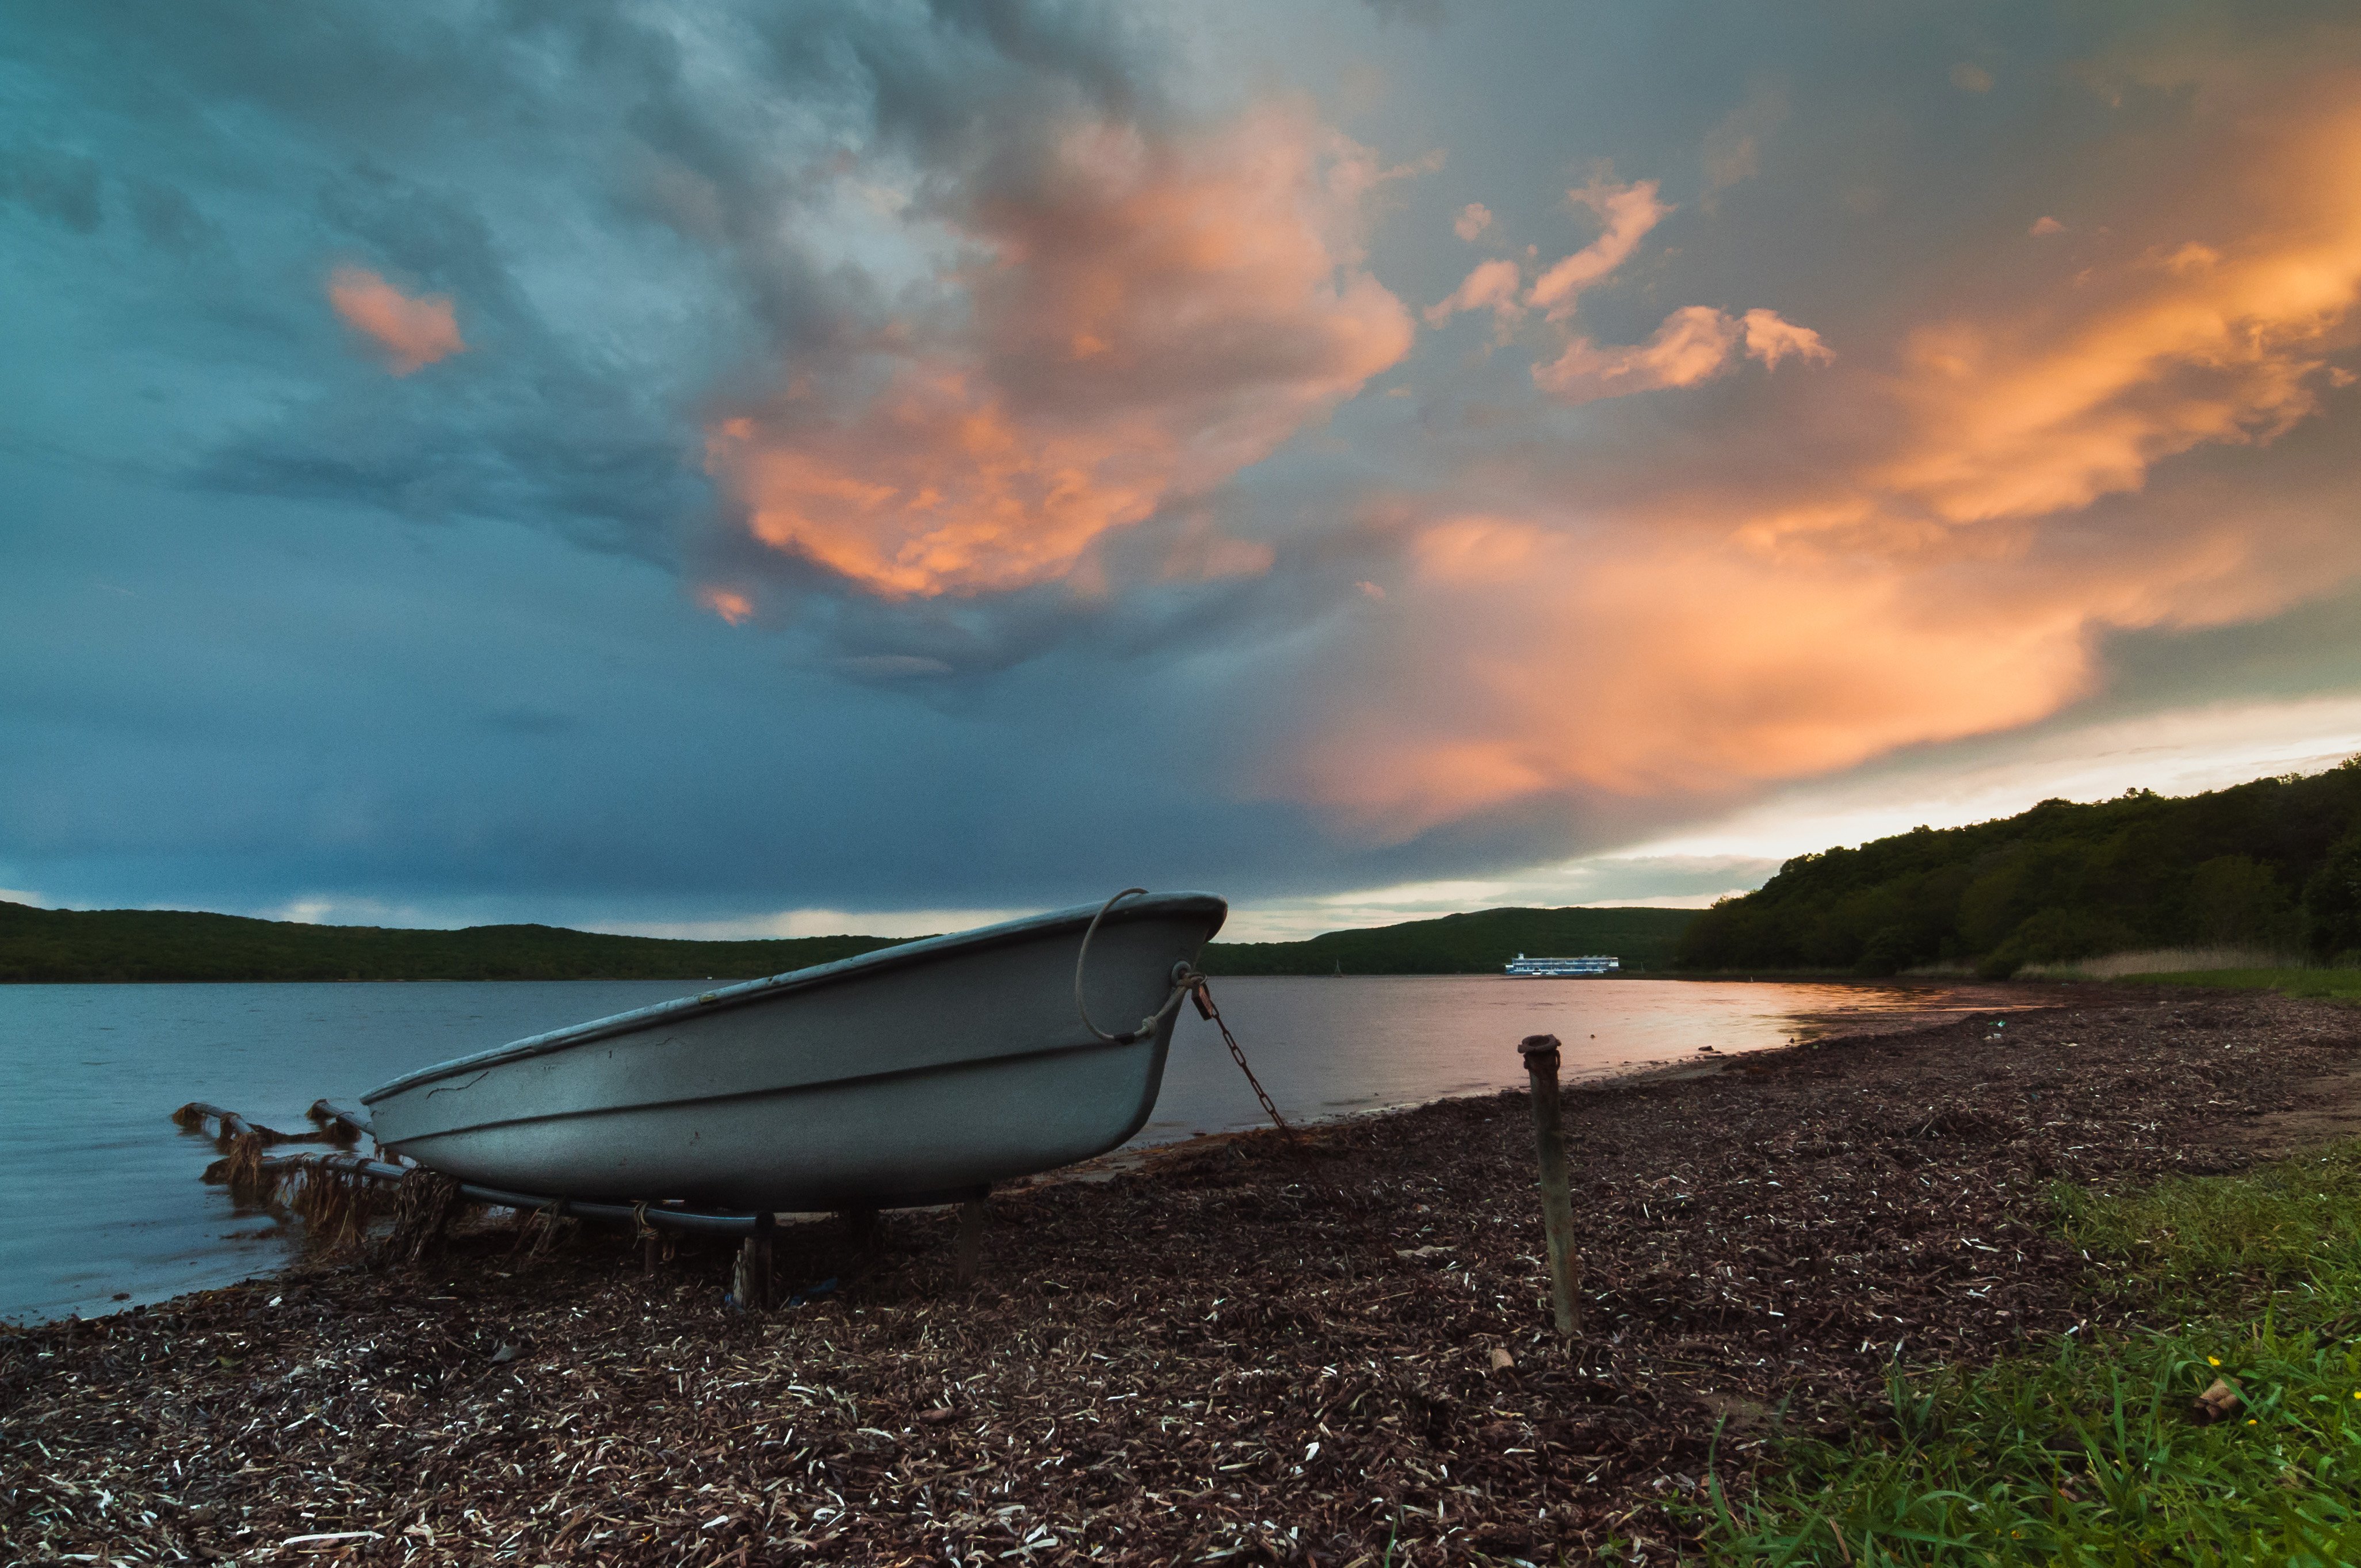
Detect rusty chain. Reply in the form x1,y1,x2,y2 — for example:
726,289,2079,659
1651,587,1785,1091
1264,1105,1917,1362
1186,977,1303,1147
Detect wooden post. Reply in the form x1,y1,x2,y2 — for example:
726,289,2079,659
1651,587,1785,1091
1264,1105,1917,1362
734,1211,775,1310
1519,1034,1580,1336
955,1192,987,1285
843,1206,881,1260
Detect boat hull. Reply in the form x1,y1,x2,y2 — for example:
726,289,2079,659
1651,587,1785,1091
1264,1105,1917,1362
360,894,1225,1211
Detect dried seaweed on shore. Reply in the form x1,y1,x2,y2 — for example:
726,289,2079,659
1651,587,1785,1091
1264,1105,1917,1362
8,990,2360,1565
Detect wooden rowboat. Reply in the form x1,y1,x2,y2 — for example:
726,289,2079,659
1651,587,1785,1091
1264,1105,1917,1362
361,892,1227,1212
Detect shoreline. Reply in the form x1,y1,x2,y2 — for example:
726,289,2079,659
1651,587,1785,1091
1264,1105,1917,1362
0,969,2067,986
7,974,2051,1326
14,985,2358,1562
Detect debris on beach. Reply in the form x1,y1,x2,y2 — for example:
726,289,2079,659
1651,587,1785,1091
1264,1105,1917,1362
2194,1377,2243,1423
10,990,2360,1563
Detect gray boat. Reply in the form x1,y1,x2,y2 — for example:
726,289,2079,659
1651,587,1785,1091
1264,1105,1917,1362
361,891,1227,1212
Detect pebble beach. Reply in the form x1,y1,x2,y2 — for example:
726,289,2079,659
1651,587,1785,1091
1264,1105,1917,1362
9,989,2359,1565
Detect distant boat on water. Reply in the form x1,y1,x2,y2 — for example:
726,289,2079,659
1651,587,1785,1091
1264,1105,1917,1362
1503,953,1619,977
362,892,1227,1212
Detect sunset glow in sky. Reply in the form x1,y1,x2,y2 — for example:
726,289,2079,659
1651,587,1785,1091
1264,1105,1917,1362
5,2,2361,940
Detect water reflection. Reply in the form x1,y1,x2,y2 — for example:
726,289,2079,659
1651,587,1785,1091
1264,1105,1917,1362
1,975,2011,1322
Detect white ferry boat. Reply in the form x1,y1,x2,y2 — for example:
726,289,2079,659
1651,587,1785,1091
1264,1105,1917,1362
1502,954,1619,977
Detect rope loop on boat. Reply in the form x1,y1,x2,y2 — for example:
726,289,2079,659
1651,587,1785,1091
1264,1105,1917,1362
1075,887,1152,1042
1075,891,1301,1150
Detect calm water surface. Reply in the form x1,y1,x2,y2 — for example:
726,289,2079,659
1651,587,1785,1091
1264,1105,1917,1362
0,976,1996,1322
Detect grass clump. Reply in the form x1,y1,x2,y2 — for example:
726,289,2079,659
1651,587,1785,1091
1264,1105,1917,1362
2054,1143,2361,1309
1697,1142,2361,1565
2112,966,2361,1003
2016,945,2297,981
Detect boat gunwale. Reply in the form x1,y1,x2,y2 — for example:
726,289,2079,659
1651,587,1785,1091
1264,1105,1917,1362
382,1030,1174,1207
384,1031,1151,1145
360,892,1227,1106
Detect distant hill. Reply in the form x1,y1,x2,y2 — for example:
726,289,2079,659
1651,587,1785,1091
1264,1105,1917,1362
0,897,1701,983
1675,758,2361,977
0,902,903,984
1201,905,1699,976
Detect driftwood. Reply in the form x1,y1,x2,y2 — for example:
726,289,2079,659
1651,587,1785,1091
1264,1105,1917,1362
305,1099,369,1145
378,1168,465,1266
177,1099,366,1150
175,1101,361,1203
172,1101,303,1149
197,1149,405,1237
177,1104,775,1270
169,1106,1004,1325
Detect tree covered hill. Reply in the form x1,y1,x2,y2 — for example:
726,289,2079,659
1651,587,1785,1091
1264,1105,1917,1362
1201,905,1698,975
0,902,902,983
1674,759,2361,977
0,898,1699,982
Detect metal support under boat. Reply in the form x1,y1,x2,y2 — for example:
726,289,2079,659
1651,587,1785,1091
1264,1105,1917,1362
232,1148,773,1235
212,1144,998,1294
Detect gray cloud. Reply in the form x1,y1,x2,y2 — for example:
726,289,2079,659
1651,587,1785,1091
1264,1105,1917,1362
1358,0,1447,27
125,178,217,252
0,143,102,232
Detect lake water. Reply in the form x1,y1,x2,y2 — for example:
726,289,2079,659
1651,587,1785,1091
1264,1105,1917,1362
0,976,2000,1322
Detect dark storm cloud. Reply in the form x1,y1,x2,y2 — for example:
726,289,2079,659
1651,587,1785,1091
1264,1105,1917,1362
0,143,103,232
1,0,1172,556
124,179,217,253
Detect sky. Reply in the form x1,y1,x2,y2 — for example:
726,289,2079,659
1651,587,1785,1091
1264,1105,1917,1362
5,1,2361,943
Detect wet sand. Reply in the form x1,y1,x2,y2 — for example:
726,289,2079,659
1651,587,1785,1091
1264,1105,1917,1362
9,988,2360,1564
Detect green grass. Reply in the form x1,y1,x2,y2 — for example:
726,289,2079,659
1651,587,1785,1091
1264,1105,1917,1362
1696,1143,2361,1565
2114,967,2361,1003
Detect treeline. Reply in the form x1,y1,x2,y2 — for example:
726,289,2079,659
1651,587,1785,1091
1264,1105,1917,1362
0,897,1700,984
1675,759,2361,977
0,901,903,983
1201,905,1696,976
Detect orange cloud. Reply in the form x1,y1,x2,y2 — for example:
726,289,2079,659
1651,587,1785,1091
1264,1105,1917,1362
697,587,754,625
1497,170,1829,403
1290,486,2360,837
1865,101,2361,527
1526,177,1670,320
1534,305,1739,399
326,266,465,374
1454,202,1494,242
705,104,1414,598
1294,525,2092,829
1423,257,1523,327
1741,308,1834,370
1533,304,1829,400
1278,70,2361,837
